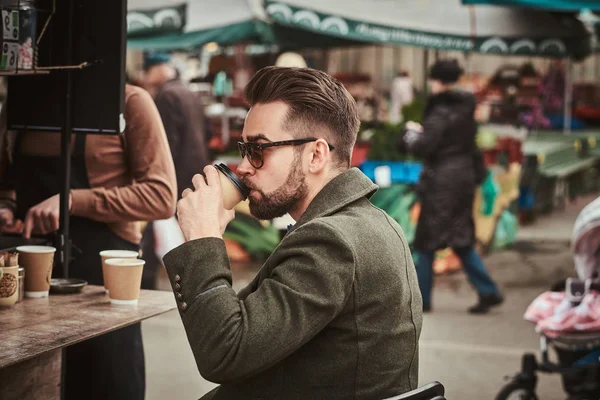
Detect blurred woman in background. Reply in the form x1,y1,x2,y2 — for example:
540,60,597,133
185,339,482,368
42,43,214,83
398,59,503,314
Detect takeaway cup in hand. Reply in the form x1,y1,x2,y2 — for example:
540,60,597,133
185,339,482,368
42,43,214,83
17,245,56,298
100,250,139,294
104,258,145,305
213,163,249,210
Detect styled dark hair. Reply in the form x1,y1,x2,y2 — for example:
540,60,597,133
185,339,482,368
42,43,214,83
244,66,360,169
429,59,464,84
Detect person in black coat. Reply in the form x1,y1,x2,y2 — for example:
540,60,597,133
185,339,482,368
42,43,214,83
399,59,503,314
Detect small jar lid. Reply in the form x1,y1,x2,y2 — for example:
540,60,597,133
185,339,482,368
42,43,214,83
214,163,250,200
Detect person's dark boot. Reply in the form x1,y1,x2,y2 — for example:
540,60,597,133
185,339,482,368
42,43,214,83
468,292,504,314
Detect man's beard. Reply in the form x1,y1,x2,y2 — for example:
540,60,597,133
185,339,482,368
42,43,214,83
246,155,308,220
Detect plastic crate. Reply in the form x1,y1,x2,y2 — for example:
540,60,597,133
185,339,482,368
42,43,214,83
359,161,423,184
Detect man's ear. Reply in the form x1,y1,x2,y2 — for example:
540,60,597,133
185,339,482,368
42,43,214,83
308,138,331,173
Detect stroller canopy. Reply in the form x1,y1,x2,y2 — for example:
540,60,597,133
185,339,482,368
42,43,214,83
572,196,600,280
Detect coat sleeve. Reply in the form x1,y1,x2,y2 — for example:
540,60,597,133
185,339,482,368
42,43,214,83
236,276,257,301
162,220,355,383
403,106,451,158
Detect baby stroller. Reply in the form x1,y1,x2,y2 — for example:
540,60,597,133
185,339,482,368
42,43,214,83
496,197,600,400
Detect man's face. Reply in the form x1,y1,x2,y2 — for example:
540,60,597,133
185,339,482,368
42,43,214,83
237,101,308,220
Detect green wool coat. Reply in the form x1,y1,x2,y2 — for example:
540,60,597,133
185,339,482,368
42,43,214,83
163,168,423,400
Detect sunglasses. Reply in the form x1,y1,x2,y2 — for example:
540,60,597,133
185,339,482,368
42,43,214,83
237,138,335,169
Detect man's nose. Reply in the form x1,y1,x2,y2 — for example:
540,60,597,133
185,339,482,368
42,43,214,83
236,155,254,177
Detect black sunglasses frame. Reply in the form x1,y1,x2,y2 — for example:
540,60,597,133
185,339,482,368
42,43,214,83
237,138,335,169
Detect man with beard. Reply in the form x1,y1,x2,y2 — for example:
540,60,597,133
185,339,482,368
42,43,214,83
162,66,422,400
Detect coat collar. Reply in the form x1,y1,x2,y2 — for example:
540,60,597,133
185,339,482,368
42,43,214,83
293,168,378,229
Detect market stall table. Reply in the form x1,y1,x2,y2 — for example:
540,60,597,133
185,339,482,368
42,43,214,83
0,285,176,399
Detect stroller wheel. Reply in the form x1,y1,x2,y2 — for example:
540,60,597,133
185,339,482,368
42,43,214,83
495,380,538,400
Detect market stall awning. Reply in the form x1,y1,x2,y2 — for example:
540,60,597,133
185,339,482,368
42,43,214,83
265,0,590,58
462,0,600,11
126,0,270,50
126,0,361,51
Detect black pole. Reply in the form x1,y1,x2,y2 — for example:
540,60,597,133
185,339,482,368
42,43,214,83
60,1,75,399
60,0,74,280
59,77,72,280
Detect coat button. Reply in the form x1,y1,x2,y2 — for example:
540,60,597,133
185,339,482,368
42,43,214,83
174,283,181,291
176,292,183,301
174,274,181,283
180,302,188,311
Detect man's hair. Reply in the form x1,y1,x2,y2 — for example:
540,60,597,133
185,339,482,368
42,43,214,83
244,66,360,169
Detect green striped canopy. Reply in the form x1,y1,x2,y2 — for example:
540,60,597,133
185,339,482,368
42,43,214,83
265,0,590,58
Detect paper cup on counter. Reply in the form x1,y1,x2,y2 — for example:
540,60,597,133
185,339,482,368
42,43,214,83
17,246,56,298
100,250,139,294
104,258,145,305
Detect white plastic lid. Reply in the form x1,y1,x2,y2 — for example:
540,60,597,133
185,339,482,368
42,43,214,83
16,245,56,254
104,258,145,267
100,250,139,258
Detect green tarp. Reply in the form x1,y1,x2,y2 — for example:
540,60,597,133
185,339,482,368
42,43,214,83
127,0,270,50
127,20,269,50
265,0,590,58
127,0,591,57
127,0,361,51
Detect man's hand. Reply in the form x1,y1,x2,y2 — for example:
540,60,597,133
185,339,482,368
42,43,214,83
177,165,235,242
0,207,23,234
23,193,72,239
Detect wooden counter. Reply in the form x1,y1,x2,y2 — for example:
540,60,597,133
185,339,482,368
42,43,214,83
0,285,177,399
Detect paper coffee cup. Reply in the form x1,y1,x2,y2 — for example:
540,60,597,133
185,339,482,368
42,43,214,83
213,164,249,210
0,266,19,306
17,246,56,299
104,258,145,305
100,250,139,294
